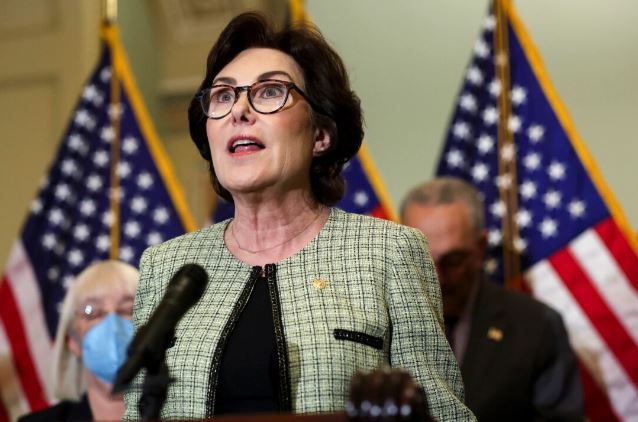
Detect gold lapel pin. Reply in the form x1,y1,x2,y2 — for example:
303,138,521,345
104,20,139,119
487,327,503,342
311,278,327,290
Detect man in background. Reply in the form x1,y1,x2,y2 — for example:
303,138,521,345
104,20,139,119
401,177,583,421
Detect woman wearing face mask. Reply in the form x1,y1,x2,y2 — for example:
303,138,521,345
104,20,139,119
18,260,139,422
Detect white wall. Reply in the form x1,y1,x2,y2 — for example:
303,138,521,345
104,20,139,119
306,0,638,228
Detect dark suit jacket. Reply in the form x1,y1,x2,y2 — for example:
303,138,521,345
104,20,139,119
461,280,583,421
17,394,92,422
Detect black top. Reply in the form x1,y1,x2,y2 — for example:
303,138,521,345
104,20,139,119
214,276,280,415
17,394,93,422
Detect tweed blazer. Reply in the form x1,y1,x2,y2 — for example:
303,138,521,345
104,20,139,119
123,208,474,420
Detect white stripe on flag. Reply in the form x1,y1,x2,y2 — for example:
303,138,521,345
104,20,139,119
5,242,54,400
0,322,29,420
526,259,638,418
569,229,638,347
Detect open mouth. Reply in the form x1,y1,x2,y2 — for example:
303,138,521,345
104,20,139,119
228,138,266,154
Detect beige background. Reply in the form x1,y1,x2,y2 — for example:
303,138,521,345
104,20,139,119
1,0,637,267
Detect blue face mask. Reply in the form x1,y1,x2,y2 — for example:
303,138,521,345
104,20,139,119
82,313,134,384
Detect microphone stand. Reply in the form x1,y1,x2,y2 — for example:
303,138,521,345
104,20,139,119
137,329,175,421
113,326,175,421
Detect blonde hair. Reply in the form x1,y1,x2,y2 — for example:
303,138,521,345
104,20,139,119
51,260,139,400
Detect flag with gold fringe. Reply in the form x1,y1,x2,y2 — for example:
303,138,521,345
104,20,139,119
436,1,638,420
0,22,194,420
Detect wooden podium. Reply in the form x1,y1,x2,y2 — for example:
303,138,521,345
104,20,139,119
213,412,347,421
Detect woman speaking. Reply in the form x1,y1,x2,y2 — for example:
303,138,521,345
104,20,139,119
124,12,472,421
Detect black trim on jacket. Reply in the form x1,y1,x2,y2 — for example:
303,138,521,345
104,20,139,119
265,264,292,411
333,329,384,350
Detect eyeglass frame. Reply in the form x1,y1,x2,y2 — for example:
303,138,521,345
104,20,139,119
74,298,134,322
196,78,322,120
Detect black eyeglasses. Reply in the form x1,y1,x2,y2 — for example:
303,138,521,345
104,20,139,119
197,79,318,119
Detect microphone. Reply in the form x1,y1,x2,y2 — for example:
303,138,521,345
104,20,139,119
113,263,208,392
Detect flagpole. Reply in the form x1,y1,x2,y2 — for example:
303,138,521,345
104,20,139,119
103,0,117,25
493,0,522,288
103,0,122,260
288,0,309,26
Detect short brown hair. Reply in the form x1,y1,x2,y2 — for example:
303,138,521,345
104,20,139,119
188,12,364,206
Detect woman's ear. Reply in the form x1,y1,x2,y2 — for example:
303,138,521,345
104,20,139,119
312,126,333,156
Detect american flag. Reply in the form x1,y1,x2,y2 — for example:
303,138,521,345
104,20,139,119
436,1,638,420
0,24,193,421
213,0,396,223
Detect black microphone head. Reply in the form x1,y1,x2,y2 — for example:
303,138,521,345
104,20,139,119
166,263,208,309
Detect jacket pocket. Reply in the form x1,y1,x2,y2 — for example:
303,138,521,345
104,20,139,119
333,329,384,350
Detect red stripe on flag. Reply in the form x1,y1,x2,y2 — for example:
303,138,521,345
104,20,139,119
0,275,48,411
578,359,619,422
549,250,638,389
369,205,390,220
595,219,638,292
